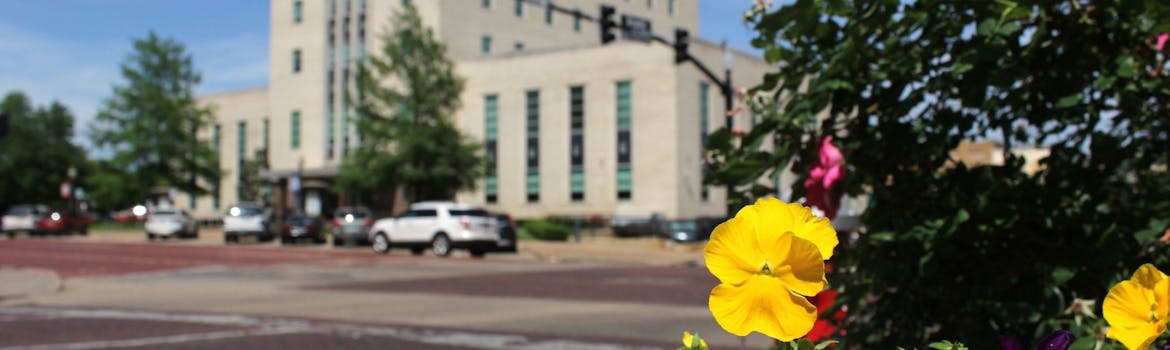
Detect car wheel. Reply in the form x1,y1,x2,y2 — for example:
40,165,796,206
224,233,235,244
147,233,156,241
371,233,391,255
431,234,452,257
470,249,486,259
410,247,425,256
332,238,344,247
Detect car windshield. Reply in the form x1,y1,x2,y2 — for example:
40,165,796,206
669,221,697,231
287,216,312,225
5,206,35,215
449,209,491,217
153,210,178,216
229,206,264,216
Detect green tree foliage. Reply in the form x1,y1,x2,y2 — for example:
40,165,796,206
0,91,86,210
338,3,483,206
237,148,270,205
90,31,220,204
728,0,1170,348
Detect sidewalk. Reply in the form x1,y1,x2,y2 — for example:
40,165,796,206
518,236,706,267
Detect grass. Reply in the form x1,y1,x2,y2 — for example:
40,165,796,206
516,227,537,241
88,221,144,233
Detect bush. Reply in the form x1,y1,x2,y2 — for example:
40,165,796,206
519,219,571,241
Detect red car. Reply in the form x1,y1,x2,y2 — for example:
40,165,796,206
36,208,89,236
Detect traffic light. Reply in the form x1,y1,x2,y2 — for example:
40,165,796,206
674,28,690,63
599,5,617,44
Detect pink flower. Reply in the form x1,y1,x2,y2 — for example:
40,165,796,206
804,136,844,219
1157,33,1169,51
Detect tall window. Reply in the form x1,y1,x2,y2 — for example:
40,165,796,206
485,95,499,203
212,124,221,209
482,0,490,9
616,81,632,200
573,11,581,32
294,0,303,23
291,110,301,149
569,86,585,201
646,0,653,9
481,35,492,55
699,82,710,201
525,90,540,202
668,0,675,15
237,121,247,162
262,118,270,151
292,49,302,73
545,2,553,24
514,0,522,17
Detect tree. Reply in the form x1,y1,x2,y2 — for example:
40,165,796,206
0,91,87,210
237,148,270,205
337,3,483,208
90,31,220,205
729,0,1170,348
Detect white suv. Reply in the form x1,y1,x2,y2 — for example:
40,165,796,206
369,201,500,257
222,203,275,244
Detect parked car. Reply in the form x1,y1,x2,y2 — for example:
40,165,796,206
368,201,500,257
2,204,50,237
494,213,518,253
330,206,373,247
222,202,274,243
658,217,724,243
145,208,198,240
282,214,325,245
35,208,89,236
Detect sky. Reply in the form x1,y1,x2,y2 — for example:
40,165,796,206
0,0,769,150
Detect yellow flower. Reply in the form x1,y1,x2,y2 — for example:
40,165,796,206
1104,263,1170,350
704,198,838,341
681,331,709,349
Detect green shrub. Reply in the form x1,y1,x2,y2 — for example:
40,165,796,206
520,219,571,241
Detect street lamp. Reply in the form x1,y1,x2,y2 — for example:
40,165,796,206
721,41,734,139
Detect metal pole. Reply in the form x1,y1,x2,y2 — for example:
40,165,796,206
723,68,734,209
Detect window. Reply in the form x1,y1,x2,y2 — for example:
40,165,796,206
569,85,585,201
514,42,525,51
514,0,522,17
481,35,492,55
237,121,246,162
294,0,303,23
545,2,552,24
262,118,270,151
646,0,653,8
212,124,221,209
526,90,540,203
699,82,709,201
292,49,302,73
291,110,301,149
485,94,499,203
401,0,411,5
668,0,675,15
616,81,632,200
574,11,581,32
482,0,490,9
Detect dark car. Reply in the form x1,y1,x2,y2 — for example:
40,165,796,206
331,206,373,247
35,208,89,236
659,217,724,243
494,213,517,253
282,214,325,245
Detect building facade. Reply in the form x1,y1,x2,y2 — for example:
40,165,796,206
183,0,783,221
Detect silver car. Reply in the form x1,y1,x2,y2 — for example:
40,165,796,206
223,203,275,244
145,209,198,241
2,204,50,237
331,206,372,247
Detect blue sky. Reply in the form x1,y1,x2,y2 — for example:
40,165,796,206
0,0,768,148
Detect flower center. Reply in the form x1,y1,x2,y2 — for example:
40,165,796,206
760,261,773,275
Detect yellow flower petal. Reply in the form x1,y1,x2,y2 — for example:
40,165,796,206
739,198,838,260
1105,279,1155,329
1131,263,1167,289
709,274,817,341
1106,322,1165,350
759,232,825,296
705,216,761,286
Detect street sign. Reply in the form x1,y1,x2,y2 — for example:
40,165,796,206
621,14,652,43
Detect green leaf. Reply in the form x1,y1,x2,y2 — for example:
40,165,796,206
1067,336,1095,350
977,19,998,37
814,340,839,350
1116,55,1138,78
952,62,974,75
1054,93,1082,109
955,209,970,224
1052,267,1075,285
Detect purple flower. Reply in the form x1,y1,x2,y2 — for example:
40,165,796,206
1034,330,1074,350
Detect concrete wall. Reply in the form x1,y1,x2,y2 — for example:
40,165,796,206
185,87,270,219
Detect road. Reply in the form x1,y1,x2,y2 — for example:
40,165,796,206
0,233,776,349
